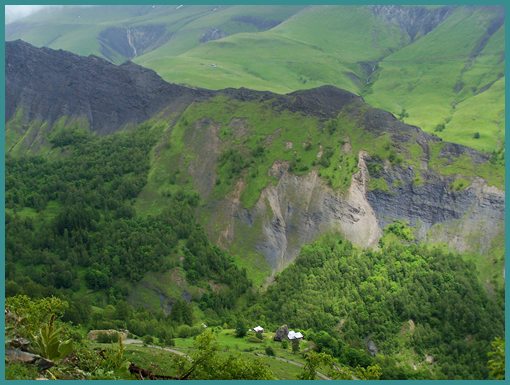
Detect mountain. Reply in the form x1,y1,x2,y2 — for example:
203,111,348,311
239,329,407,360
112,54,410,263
6,40,210,137
5,39,505,380
6,5,505,152
6,41,504,287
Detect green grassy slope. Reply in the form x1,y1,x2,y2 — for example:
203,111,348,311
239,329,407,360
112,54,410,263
140,5,502,152
366,7,504,151
7,5,503,152
6,5,304,63
135,6,406,94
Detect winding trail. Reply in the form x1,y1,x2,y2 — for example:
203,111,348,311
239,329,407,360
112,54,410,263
124,339,333,380
124,339,189,358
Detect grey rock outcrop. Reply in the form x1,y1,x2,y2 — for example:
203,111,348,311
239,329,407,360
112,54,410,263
248,153,381,271
274,325,289,341
367,339,378,356
6,348,54,370
200,28,227,43
371,5,453,41
8,337,31,351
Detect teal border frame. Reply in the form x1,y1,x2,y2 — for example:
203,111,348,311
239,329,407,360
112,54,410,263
0,0,507,383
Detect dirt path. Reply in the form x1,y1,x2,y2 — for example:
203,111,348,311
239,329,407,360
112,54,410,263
123,339,188,358
124,339,333,380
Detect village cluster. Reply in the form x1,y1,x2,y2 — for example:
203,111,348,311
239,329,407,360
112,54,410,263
253,325,304,341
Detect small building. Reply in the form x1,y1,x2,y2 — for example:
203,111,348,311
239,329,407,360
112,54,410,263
288,330,303,340
253,325,264,333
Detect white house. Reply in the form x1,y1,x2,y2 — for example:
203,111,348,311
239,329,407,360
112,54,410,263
253,325,264,333
288,330,303,340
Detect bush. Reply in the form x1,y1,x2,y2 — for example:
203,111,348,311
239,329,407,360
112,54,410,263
434,123,445,132
235,320,247,338
142,335,154,345
96,332,119,344
178,325,192,338
6,363,40,380
190,326,203,337
265,346,275,356
292,339,300,353
246,336,264,343
281,340,289,349
473,132,480,139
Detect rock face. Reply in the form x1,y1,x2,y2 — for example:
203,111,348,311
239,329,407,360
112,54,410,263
6,40,211,135
367,339,378,356
371,5,453,40
6,348,54,370
246,154,381,271
200,28,227,43
273,325,289,341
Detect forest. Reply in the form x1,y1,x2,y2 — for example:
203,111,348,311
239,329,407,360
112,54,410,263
5,122,504,380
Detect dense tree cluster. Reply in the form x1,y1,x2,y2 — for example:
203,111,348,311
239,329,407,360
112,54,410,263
6,123,251,330
248,235,504,379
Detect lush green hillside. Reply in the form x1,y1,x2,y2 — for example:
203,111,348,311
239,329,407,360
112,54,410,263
247,233,504,379
7,5,504,151
6,121,251,321
365,6,505,152
136,6,405,94
155,5,503,153
5,34,505,379
6,5,304,63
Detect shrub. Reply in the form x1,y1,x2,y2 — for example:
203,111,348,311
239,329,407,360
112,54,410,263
96,332,119,344
292,339,300,353
178,325,192,338
142,335,154,345
434,123,445,132
246,335,264,343
235,320,247,338
265,346,275,356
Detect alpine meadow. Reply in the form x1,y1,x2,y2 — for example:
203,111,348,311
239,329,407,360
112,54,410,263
4,4,505,380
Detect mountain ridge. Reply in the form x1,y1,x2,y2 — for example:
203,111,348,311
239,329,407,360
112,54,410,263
7,41,503,287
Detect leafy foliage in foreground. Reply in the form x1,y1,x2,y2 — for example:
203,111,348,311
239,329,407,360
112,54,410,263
173,329,274,380
6,296,275,380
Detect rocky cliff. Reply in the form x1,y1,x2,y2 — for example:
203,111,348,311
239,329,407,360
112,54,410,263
6,40,210,135
6,41,504,276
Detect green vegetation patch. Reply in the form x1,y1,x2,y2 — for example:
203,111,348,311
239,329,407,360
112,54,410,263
248,234,503,379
